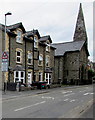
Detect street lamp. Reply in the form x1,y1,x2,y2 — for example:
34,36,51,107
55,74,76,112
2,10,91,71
5,12,12,49
4,12,12,92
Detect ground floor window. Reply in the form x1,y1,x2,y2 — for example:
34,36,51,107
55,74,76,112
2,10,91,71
14,71,25,84
28,72,32,84
39,72,43,82
34,72,37,82
45,73,52,84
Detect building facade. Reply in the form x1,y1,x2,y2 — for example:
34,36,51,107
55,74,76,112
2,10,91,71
1,3,90,90
1,23,55,89
52,3,89,85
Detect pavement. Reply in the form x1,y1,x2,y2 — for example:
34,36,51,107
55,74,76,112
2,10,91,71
2,89,51,101
1,84,92,101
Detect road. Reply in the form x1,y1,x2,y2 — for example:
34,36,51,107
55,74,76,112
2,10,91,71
2,85,94,118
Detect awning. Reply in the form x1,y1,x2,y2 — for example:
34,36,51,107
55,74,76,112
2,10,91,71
13,65,25,71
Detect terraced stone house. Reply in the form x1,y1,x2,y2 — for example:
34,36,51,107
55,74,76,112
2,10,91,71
1,22,55,89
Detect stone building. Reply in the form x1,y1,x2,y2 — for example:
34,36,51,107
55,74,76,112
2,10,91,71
1,22,55,90
52,3,89,85
0,3,90,90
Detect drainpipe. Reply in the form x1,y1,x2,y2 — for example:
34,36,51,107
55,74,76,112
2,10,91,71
25,39,27,84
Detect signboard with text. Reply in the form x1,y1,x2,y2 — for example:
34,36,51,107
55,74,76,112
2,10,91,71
2,52,9,72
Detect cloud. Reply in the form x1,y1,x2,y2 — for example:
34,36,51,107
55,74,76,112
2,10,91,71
0,0,93,61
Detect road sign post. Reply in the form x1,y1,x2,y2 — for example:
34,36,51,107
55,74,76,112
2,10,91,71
2,52,9,72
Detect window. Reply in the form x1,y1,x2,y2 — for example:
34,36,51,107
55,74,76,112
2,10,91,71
45,73,52,84
16,50,22,63
34,72,37,82
46,44,50,52
39,72,43,82
28,52,32,65
16,30,22,43
28,72,32,84
14,71,25,83
39,54,43,66
34,36,38,48
46,56,50,67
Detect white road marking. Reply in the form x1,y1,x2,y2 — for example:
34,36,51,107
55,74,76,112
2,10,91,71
84,93,89,95
79,90,87,92
42,96,54,100
64,93,75,97
62,91,72,94
14,101,46,112
64,99,69,101
70,99,76,102
83,92,94,96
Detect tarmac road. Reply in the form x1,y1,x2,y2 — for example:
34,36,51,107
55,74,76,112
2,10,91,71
2,85,94,118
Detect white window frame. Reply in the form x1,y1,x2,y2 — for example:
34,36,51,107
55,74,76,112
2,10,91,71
46,56,50,67
16,30,22,43
45,73,52,84
28,72,32,84
34,36,38,48
39,72,43,82
39,54,43,66
28,52,33,65
14,71,25,83
16,50,22,63
46,44,50,52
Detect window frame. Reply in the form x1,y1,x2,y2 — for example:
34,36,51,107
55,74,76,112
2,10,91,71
34,36,38,48
16,30,23,43
46,55,50,67
16,50,22,64
46,44,50,52
27,52,33,65
14,71,25,83
39,72,43,82
38,54,43,66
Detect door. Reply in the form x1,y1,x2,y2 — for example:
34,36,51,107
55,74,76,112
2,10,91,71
28,72,32,84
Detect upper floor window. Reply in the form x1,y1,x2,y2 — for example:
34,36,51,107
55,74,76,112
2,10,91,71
28,52,33,65
16,48,23,63
46,44,50,52
39,54,43,66
34,36,38,48
16,30,22,43
46,55,50,67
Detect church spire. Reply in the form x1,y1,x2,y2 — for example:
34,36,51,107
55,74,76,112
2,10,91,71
73,3,87,42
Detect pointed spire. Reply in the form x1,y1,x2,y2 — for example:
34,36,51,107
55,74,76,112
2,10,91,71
73,3,87,42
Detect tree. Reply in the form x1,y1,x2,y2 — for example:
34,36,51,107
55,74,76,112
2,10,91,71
88,69,95,80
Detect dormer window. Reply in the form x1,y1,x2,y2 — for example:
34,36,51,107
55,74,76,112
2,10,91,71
16,30,22,43
46,42,50,52
34,36,38,48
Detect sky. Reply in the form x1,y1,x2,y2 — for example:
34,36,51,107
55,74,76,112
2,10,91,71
0,0,94,61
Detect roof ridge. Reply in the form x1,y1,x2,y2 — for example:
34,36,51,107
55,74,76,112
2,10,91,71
52,40,85,45
7,22,22,27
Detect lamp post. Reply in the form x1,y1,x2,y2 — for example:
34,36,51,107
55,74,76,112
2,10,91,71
5,12,12,49
4,12,12,93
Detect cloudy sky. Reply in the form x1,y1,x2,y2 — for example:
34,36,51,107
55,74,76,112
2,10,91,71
0,0,93,61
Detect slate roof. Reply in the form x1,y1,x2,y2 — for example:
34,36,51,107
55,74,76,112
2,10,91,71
7,22,26,33
52,40,85,56
26,29,40,38
39,35,52,43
